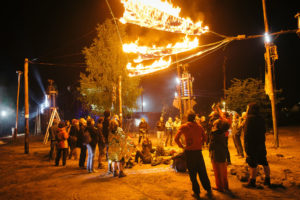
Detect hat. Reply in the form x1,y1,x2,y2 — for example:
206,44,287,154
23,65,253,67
58,121,65,128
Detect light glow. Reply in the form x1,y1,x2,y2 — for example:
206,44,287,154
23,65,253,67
1,110,7,117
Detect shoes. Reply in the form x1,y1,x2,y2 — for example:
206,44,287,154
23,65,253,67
212,187,224,192
243,179,256,188
191,193,201,200
118,171,126,178
92,169,99,173
113,171,119,177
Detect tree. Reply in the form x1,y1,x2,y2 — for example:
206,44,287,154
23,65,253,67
225,78,282,124
79,19,141,115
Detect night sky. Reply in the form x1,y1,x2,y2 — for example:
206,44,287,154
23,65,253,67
1,0,300,134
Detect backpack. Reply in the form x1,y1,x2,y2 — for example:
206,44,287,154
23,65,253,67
83,130,92,144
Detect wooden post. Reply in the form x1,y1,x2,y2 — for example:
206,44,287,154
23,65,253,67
118,75,122,127
24,58,29,153
13,71,22,142
176,54,182,120
262,0,279,147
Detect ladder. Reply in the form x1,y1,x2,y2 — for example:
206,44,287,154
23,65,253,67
43,108,61,144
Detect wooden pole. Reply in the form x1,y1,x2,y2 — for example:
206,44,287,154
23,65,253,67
176,54,182,120
13,71,22,142
118,75,122,127
24,58,29,153
262,0,279,147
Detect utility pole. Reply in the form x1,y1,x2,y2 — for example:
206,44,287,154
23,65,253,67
24,58,30,153
141,92,144,113
176,54,182,120
262,0,279,147
13,71,23,142
118,75,122,127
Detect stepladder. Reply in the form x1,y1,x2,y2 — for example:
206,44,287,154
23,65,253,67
43,108,61,144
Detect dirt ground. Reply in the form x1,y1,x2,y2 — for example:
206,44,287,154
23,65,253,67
1,126,300,200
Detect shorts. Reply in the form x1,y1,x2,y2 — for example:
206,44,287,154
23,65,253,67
246,155,268,168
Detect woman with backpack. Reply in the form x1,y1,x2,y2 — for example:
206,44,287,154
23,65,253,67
55,121,69,166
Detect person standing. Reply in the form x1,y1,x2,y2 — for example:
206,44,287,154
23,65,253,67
103,110,111,173
108,119,127,178
68,119,79,159
78,118,87,169
165,117,174,146
96,117,105,169
175,112,212,199
173,116,182,144
243,102,271,188
209,119,230,192
84,118,99,173
55,121,69,166
156,116,165,145
49,119,58,161
231,113,244,158
138,118,149,144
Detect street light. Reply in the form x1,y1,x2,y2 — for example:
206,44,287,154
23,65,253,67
222,101,226,111
175,77,180,85
1,110,7,117
264,32,271,43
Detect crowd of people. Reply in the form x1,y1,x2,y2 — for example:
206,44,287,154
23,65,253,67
48,101,271,199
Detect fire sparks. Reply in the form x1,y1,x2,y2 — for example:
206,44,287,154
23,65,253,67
123,36,199,62
120,0,208,35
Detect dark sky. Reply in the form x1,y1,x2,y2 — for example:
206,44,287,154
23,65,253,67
1,0,300,125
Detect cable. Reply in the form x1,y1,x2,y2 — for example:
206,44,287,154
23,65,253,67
29,61,86,68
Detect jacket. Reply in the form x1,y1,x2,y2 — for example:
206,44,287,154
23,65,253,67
49,124,58,141
156,120,165,131
84,125,99,149
139,121,149,133
175,122,206,151
244,114,266,157
57,127,69,149
209,130,227,162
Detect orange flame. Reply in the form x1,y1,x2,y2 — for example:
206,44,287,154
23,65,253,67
127,57,172,76
123,36,199,62
120,0,209,35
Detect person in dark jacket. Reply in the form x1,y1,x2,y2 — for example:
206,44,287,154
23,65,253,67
49,119,59,161
68,119,80,159
209,119,229,192
156,117,165,145
77,118,87,169
175,111,212,199
96,117,105,169
55,121,69,166
138,118,149,144
85,118,99,173
243,102,271,188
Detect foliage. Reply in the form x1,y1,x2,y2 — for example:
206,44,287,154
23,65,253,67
225,78,283,122
79,19,141,115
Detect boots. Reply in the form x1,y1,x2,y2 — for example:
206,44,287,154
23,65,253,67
243,178,256,188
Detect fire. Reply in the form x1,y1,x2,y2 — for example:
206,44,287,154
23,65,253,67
120,0,209,35
127,57,172,76
123,36,199,62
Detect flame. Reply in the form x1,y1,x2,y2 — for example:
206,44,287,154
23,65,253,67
127,57,172,76
123,36,199,62
120,0,209,35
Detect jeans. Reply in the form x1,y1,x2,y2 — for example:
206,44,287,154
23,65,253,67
86,144,95,172
185,150,211,194
233,134,244,157
79,145,87,168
